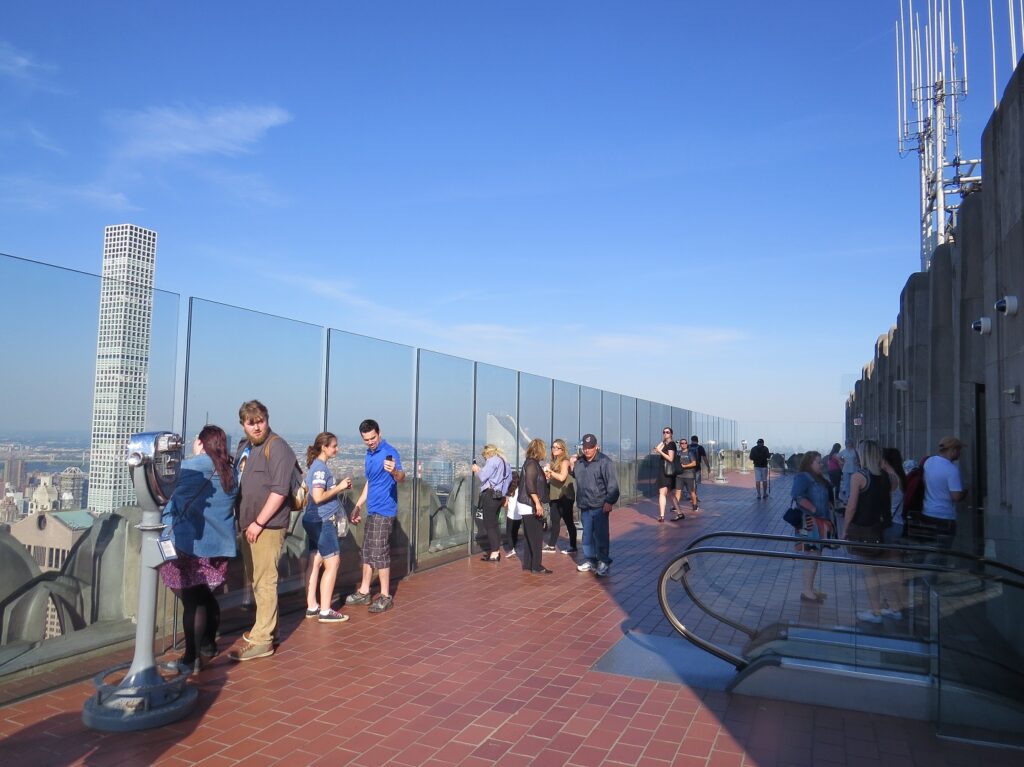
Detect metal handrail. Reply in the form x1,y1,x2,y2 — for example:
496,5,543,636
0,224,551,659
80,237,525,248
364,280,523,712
658,531,1024,671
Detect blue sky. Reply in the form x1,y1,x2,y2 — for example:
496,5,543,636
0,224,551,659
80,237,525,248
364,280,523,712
1,2,1019,451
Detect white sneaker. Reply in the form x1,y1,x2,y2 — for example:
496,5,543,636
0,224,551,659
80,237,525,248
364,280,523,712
576,561,594,572
856,610,883,624
595,562,610,577
880,608,903,620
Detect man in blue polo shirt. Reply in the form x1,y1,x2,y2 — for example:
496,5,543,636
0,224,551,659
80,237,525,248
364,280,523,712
347,419,406,613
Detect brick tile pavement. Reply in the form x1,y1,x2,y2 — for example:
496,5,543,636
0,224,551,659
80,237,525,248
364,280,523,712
0,470,1018,765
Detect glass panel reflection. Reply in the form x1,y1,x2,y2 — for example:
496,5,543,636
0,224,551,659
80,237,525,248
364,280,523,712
580,386,602,446
0,254,180,687
552,380,579,452
416,350,474,565
326,330,415,577
602,392,620,462
518,373,552,463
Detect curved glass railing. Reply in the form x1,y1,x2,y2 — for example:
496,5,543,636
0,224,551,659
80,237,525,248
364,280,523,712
658,531,1024,748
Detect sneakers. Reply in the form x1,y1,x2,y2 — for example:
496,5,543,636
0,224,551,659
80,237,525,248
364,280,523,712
345,590,372,606
856,610,883,624
542,544,556,552
559,547,578,554
229,642,275,662
304,607,320,619
368,594,394,613
577,561,594,572
318,609,350,624
595,562,610,577
880,608,904,620
504,549,517,558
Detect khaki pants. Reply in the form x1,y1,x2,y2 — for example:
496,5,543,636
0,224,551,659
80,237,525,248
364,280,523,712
240,527,286,645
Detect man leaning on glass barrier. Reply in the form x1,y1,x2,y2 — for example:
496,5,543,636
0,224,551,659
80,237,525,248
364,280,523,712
230,399,297,662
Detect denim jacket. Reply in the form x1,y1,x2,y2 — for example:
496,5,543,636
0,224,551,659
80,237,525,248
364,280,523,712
161,454,239,559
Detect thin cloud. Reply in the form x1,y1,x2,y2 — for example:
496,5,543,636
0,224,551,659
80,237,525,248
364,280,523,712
112,104,292,161
196,167,287,206
25,124,65,155
0,41,60,91
0,175,135,211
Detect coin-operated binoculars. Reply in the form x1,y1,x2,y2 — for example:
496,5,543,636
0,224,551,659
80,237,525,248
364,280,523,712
740,440,749,474
710,441,728,484
83,432,199,731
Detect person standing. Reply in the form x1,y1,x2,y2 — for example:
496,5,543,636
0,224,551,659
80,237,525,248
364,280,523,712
826,443,843,503
922,436,966,550
471,444,510,562
673,439,699,519
689,436,711,507
159,425,238,674
518,438,551,574
347,419,406,614
749,438,771,499
302,432,353,623
653,427,682,523
544,439,577,554
572,434,620,577
231,400,297,662
790,451,835,603
837,438,860,507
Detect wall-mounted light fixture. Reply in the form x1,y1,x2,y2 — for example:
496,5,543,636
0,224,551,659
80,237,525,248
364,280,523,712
971,317,992,335
995,296,1019,316
893,379,909,391
1005,385,1021,404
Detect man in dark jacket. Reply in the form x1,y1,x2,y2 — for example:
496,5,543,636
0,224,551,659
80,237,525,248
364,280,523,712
570,433,620,577
749,438,771,499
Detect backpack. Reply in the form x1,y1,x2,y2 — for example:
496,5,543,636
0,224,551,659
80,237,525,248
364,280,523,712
262,435,307,511
903,456,929,519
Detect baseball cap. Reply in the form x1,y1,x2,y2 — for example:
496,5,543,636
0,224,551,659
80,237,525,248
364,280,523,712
938,436,965,451
581,434,598,449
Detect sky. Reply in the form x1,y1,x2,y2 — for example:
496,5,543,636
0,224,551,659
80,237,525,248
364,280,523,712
1,1,1020,452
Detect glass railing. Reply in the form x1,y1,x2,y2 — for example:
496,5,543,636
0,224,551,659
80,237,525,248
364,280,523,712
659,531,1024,748
0,252,737,694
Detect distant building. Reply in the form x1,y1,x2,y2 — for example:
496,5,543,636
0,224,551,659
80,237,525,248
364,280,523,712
2,457,26,493
88,224,157,514
57,466,87,510
9,510,94,638
418,459,454,489
28,476,59,515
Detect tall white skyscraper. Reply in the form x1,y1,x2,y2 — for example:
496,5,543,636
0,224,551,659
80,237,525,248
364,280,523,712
88,224,157,514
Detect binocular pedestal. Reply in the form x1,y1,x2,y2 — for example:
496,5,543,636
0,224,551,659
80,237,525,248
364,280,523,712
83,432,199,731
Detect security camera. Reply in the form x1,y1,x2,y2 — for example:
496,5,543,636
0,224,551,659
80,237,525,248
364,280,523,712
971,317,992,335
995,296,1019,316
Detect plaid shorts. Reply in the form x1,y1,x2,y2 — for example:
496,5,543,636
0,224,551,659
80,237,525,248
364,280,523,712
362,513,394,569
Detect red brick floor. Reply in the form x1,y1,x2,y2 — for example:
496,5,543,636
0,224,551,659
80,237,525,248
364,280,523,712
0,471,1018,766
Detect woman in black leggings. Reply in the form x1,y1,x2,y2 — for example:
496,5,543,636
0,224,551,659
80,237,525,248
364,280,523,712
544,439,576,553
158,425,238,674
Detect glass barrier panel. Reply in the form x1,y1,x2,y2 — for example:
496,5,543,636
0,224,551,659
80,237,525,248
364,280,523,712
0,254,179,689
552,380,579,452
415,350,474,567
602,392,620,463
580,386,601,445
620,396,637,466
185,299,325,608
636,399,657,498
326,330,415,580
518,373,552,462
473,364,518,554
936,571,1024,747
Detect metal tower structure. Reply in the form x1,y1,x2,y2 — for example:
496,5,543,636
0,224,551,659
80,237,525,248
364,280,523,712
896,0,981,272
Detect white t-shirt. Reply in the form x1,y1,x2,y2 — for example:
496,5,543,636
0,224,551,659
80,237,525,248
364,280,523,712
839,448,859,475
923,455,963,520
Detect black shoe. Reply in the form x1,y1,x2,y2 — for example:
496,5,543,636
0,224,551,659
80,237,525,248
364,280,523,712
480,554,500,562
532,567,553,575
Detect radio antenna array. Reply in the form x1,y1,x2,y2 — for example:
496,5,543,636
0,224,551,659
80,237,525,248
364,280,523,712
896,0,981,271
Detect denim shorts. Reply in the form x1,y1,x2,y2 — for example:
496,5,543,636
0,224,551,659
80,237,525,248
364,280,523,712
302,516,340,559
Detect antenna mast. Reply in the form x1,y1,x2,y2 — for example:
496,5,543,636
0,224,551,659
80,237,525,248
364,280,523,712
897,0,981,271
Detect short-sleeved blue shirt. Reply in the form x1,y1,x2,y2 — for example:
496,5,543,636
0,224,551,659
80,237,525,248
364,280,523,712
365,438,403,517
305,458,341,522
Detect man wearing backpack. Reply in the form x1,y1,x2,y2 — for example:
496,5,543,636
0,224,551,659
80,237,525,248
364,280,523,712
922,436,966,549
231,399,298,662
